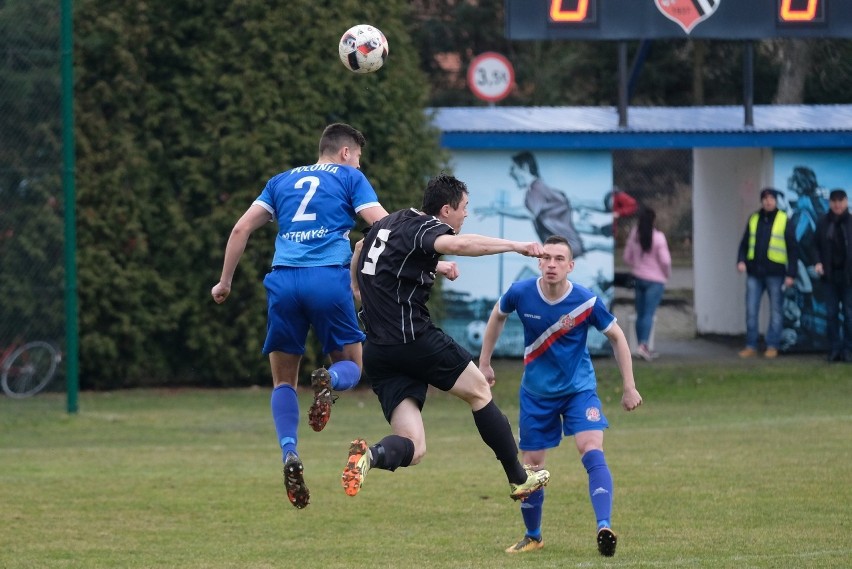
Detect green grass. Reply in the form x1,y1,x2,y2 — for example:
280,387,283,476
1,358,850,568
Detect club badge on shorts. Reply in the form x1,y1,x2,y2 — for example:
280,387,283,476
586,407,602,422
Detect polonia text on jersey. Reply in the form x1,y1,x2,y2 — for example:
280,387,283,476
289,164,341,174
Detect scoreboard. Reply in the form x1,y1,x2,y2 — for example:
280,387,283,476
506,0,852,40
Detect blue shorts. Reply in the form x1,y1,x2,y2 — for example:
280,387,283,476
262,266,366,355
518,387,608,451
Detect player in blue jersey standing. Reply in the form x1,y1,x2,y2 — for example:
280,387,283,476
478,235,643,557
211,123,388,509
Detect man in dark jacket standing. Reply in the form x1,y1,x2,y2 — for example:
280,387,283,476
736,188,799,358
814,189,852,362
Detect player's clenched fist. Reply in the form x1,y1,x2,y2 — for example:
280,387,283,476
519,242,545,257
621,387,643,411
211,282,230,304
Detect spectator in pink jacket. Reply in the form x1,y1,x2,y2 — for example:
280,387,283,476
623,207,672,361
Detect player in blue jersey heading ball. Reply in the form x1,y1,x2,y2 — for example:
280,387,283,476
478,234,643,557
211,123,388,509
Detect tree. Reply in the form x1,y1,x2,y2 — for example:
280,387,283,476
0,0,65,352
409,2,851,108
73,0,444,388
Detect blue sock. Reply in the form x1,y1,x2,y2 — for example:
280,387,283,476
582,449,613,528
271,384,299,461
328,360,361,391
520,488,544,539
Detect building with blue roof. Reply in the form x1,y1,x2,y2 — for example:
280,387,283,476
431,105,852,351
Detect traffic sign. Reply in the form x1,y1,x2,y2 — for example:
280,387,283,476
467,52,515,103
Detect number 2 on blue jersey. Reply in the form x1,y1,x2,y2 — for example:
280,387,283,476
292,176,319,222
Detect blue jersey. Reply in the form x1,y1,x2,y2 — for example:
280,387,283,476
499,278,615,398
254,163,380,267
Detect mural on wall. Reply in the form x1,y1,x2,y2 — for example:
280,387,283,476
773,150,852,352
437,150,614,357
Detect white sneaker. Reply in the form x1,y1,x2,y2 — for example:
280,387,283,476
637,344,657,362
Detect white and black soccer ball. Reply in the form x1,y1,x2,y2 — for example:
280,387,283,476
338,24,388,74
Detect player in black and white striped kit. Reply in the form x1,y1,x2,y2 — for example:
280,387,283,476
340,174,552,511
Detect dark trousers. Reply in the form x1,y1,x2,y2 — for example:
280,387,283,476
823,274,852,355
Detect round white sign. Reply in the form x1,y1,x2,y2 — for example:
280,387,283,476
467,52,515,103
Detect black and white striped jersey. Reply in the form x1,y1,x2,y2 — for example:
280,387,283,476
356,208,454,345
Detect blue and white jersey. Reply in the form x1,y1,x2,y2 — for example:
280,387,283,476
499,277,616,398
254,163,380,267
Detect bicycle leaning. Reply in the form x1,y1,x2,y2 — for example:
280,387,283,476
0,341,62,398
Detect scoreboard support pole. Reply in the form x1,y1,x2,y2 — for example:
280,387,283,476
618,42,628,127
743,41,755,127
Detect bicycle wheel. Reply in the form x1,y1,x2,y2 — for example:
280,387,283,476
1,341,61,399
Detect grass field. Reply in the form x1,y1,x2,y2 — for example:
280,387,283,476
1,357,850,568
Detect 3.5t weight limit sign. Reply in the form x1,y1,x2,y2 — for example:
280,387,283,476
468,52,515,103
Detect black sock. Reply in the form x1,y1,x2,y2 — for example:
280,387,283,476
472,400,527,484
371,435,415,471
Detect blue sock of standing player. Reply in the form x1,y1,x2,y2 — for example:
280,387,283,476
521,488,544,540
327,360,361,390
271,384,299,460
582,449,613,529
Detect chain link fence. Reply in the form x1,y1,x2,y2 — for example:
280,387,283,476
0,1,67,396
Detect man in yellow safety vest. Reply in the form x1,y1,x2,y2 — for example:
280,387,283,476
736,188,798,358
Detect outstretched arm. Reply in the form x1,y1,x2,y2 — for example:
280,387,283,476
433,234,544,258
211,204,271,304
478,302,508,387
604,323,643,411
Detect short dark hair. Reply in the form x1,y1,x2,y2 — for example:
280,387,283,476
544,235,573,259
511,151,539,177
760,187,780,201
422,174,468,216
829,188,847,201
319,123,366,156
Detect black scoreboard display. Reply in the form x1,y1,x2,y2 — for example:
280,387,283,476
506,0,852,40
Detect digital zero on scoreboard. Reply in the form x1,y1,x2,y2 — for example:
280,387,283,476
467,52,515,103
548,0,597,25
777,0,825,25
506,0,852,39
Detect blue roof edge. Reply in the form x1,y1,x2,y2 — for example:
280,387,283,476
430,105,852,149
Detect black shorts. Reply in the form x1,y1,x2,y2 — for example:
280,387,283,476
363,327,473,423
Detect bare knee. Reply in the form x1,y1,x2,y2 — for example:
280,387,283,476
333,343,363,371
402,433,426,465
450,363,494,409
575,431,604,456
410,442,426,465
468,380,493,409
269,352,300,388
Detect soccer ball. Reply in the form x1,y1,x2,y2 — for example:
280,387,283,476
338,24,388,74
